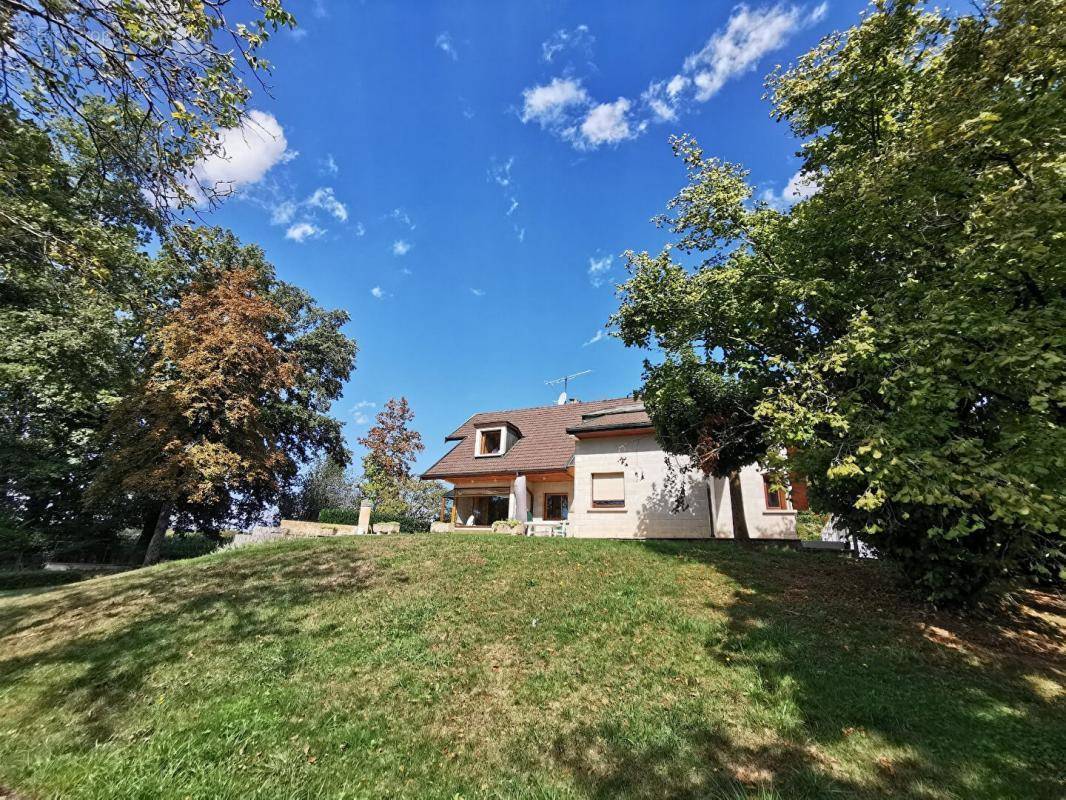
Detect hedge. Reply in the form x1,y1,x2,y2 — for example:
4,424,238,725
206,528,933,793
318,508,431,533
318,508,360,526
0,569,86,591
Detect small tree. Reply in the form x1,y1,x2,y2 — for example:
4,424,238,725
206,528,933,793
398,478,448,527
278,457,361,522
358,397,425,512
90,266,300,564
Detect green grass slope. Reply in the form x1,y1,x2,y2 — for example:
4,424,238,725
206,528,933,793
0,535,1062,800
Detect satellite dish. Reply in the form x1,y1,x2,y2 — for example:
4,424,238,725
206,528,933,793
557,391,568,406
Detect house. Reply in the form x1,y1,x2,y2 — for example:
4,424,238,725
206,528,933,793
421,397,802,539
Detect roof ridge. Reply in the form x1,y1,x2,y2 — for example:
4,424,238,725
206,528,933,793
462,396,633,418
580,402,646,420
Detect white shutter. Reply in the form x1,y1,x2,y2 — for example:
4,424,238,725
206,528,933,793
592,472,625,506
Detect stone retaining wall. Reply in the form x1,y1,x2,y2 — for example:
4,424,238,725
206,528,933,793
277,519,360,537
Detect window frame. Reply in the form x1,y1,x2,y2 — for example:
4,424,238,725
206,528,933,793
544,493,569,521
763,476,788,510
590,471,626,510
474,426,505,457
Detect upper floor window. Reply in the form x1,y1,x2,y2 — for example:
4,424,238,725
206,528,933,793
591,472,625,508
763,476,788,510
476,427,504,456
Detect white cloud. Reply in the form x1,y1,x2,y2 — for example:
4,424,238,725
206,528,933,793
470,288,485,297
580,98,634,146
760,169,821,209
389,208,415,230
489,156,515,187
588,254,614,287
643,81,679,122
392,240,411,256
583,330,607,346
307,187,348,221
285,221,323,243
684,4,814,102
521,77,589,127
506,198,519,216
541,25,594,64
271,199,297,225
370,286,385,299
193,110,294,198
320,154,339,176
436,31,458,60
352,399,376,424
515,225,526,243
354,222,366,236
266,184,350,236
667,74,689,97
519,4,826,151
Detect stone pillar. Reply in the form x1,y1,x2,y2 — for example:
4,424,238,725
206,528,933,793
513,475,528,522
357,501,372,535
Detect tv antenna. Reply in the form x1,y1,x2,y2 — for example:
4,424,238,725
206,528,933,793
546,370,591,405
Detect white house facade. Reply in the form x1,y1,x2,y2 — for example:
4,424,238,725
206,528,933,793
422,398,803,540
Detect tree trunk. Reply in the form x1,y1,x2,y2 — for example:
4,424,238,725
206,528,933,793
133,500,163,562
728,471,751,544
143,502,173,567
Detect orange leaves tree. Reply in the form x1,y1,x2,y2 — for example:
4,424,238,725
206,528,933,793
90,229,355,564
358,397,424,515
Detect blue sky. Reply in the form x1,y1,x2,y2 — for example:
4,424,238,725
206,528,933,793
199,0,866,473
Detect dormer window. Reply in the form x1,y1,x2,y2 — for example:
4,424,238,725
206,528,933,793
476,426,504,456
472,422,520,458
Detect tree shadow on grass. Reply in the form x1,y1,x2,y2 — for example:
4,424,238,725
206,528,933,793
549,716,870,800
0,541,378,746
568,540,1066,800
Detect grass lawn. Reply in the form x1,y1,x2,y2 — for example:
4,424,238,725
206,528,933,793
0,535,1062,800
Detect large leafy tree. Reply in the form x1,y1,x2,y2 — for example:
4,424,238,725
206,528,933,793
0,0,294,207
0,108,164,540
90,265,299,564
614,0,1064,604
90,230,356,563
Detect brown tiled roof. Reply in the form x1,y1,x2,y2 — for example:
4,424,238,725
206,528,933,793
422,397,637,479
566,405,652,435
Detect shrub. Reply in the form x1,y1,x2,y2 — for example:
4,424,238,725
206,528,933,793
0,523,45,568
378,513,430,534
319,508,361,526
795,511,830,542
161,533,226,561
0,569,86,591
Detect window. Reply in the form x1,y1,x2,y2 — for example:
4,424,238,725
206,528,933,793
763,477,788,510
545,493,569,520
591,472,625,508
789,476,810,511
455,493,510,526
476,427,502,456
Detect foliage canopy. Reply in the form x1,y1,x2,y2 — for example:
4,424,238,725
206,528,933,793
614,0,1065,604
